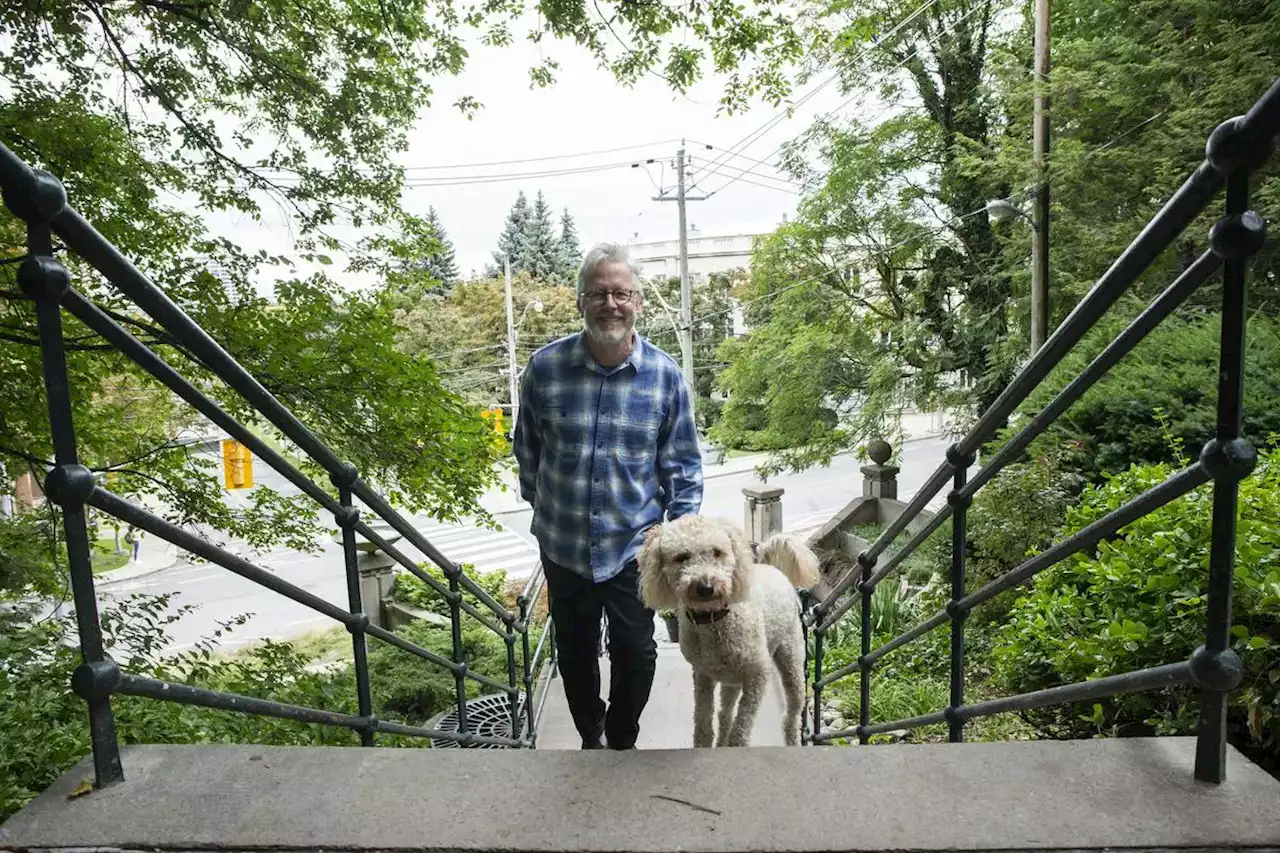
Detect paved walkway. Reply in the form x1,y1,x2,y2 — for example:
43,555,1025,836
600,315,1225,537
535,613,790,749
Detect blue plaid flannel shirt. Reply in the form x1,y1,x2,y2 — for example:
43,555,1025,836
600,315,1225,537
513,331,704,583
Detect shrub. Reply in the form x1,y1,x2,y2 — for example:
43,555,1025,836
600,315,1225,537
995,309,1280,481
388,562,507,619
929,451,1084,622
991,446,1280,764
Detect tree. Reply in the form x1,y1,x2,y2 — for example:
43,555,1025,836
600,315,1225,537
0,0,819,597
638,272,738,432
490,192,532,276
558,209,584,285
417,207,459,294
523,191,562,283
394,274,583,409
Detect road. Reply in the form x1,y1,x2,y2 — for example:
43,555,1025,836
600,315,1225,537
100,437,950,653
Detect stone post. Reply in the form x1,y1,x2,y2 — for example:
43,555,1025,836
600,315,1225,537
337,517,403,631
862,439,899,500
743,484,785,545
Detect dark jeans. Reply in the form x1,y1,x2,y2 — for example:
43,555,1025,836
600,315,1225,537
541,552,657,749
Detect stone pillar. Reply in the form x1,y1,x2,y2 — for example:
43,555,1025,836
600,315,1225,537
862,439,899,500
743,484,785,544
358,551,397,630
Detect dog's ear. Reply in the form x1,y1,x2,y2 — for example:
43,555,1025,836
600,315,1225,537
638,524,677,611
713,519,754,603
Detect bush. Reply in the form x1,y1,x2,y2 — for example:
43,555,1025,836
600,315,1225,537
996,309,1280,481
364,618,513,725
991,446,1280,764
388,562,507,619
930,451,1084,622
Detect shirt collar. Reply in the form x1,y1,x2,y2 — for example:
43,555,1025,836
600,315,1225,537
571,331,649,375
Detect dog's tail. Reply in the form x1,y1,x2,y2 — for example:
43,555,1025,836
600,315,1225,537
758,533,821,589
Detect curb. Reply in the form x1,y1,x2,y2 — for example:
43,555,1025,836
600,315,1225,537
97,553,182,587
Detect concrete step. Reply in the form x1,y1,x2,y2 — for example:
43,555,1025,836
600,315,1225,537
3,738,1278,852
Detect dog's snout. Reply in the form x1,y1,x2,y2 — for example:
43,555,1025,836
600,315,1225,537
695,581,715,599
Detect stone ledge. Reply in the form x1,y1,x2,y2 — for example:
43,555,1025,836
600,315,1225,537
2,738,1279,852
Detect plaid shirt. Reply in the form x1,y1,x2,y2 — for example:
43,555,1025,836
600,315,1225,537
513,332,703,582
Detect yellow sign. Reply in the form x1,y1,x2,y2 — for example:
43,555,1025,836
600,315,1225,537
479,407,504,434
221,439,254,489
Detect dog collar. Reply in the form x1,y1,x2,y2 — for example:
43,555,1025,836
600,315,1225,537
686,607,731,625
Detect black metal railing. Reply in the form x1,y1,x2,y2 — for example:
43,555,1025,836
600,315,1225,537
0,144,562,789
805,79,1280,784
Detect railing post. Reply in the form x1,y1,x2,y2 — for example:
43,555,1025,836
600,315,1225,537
1193,116,1269,783
518,592,534,741
945,446,975,743
332,472,375,746
444,564,472,745
504,611,519,746
8,168,124,787
857,550,876,745
743,484,784,546
811,623,825,743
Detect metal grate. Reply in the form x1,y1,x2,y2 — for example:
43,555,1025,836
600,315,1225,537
428,693,524,748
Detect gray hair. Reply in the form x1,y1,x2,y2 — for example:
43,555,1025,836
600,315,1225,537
576,242,643,295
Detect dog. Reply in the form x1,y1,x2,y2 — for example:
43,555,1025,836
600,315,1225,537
638,515,821,747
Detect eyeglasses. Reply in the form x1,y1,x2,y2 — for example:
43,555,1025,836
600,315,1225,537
581,289,640,305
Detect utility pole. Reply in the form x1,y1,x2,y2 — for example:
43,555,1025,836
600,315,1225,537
503,255,519,429
1030,0,1051,354
649,142,708,405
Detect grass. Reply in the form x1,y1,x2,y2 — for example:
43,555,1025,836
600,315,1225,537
91,538,130,575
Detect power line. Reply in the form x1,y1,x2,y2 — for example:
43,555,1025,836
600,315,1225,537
688,0,945,190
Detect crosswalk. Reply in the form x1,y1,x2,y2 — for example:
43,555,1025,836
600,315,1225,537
409,519,541,581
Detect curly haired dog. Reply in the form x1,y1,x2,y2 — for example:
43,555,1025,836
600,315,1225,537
638,515,820,747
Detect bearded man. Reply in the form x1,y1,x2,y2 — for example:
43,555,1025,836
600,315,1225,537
512,241,703,750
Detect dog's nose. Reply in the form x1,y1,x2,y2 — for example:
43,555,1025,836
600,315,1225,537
695,581,715,599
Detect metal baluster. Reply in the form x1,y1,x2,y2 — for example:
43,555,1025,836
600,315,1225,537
518,593,534,741
445,565,472,744
504,613,519,746
10,170,124,787
946,447,975,743
1193,115,1269,783
812,625,825,742
333,475,374,746
858,551,875,745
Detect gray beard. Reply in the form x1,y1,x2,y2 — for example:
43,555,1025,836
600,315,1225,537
584,318,634,347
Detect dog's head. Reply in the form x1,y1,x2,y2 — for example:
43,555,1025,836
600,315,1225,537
638,515,753,612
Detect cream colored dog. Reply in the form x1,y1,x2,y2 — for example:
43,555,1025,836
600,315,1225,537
638,515,820,747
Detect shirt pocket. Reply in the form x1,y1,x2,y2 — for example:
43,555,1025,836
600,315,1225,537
543,406,588,450
616,411,660,463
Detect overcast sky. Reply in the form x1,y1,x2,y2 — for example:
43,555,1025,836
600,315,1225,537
201,27,854,294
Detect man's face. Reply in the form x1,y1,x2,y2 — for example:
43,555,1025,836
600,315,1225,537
580,260,643,346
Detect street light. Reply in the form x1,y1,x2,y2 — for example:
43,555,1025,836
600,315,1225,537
987,196,1048,354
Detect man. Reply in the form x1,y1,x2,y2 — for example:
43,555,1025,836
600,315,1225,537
513,241,703,750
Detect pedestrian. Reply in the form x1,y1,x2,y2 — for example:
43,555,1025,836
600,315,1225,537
513,242,703,750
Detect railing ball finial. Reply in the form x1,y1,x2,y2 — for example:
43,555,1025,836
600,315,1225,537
866,438,892,466
945,443,976,469
1206,115,1276,176
43,463,96,507
334,505,361,529
1199,437,1257,483
345,613,370,635
17,255,71,302
71,659,122,701
1209,210,1267,260
329,461,360,490
1,167,68,224
1189,645,1244,693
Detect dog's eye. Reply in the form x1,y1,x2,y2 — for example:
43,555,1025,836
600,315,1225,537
673,552,690,563
712,547,725,559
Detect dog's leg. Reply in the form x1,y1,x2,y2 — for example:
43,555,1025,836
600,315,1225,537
774,646,805,746
725,669,768,747
693,672,716,748
715,683,742,748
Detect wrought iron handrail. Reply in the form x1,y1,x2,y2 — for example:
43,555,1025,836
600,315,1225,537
805,78,1280,784
0,144,560,789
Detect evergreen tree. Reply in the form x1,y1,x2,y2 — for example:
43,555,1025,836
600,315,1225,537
417,206,459,293
557,208,583,285
523,191,561,283
490,191,531,275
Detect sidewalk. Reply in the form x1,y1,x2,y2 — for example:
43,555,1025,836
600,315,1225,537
97,537,181,587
